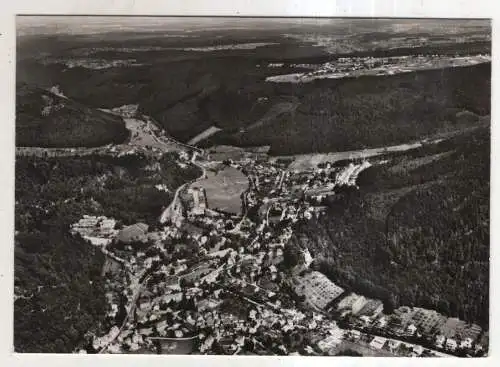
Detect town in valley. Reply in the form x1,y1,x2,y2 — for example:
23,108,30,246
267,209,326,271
14,17,490,357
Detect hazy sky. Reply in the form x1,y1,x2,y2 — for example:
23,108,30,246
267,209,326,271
17,16,490,37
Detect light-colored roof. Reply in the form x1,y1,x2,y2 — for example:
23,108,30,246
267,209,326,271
370,336,387,349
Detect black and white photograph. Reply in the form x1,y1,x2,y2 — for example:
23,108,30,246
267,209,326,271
13,15,491,357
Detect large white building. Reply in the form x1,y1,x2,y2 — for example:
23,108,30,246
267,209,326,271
187,187,207,216
336,293,369,315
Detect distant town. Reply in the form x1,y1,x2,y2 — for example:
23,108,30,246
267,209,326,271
265,54,491,83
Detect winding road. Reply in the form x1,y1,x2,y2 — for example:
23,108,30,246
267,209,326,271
97,274,151,354
160,151,207,224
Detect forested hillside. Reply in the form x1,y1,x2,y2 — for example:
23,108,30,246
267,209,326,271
17,32,490,155
14,152,200,352
209,63,491,154
16,84,129,148
295,126,490,328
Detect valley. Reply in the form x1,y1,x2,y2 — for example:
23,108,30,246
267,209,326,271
14,16,490,357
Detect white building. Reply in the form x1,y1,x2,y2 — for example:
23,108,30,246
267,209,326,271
370,336,387,350
460,338,474,349
435,334,446,348
446,338,458,351
337,293,368,315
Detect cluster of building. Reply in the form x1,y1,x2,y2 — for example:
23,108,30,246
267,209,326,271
107,104,139,118
71,215,118,247
343,329,441,357
40,93,65,116
40,57,144,70
186,187,207,217
336,293,384,320
178,42,277,52
265,54,491,83
78,156,338,353
334,291,486,355
70,146,488,357
283,160,372,204
69,46,168,57
335,161,372,187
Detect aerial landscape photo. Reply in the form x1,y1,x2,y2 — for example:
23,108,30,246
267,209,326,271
14,16,490,356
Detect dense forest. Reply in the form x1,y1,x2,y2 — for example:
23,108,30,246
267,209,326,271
16,83,130,148
17,29,491,155
292,126,490,328
14,152,200,352
206,63,491,155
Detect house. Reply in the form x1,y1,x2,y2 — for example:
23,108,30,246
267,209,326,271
377,316,388,328
385,315,407,336
410,308,446,334
407,324,417,335
71,215,119,243
161,293,183,304
460,338,474,349
394,306,416,327
357,316,373,328
477,332,489,352
317,335,342,352
446,338,458,351
138,300,153,312
435,334,446,348
412,345,424,355
180,222,204,240
349,329,361,341
150,336,197,354
337,293,368,315
200,268,222,284
180,264,215,283
387,340,401,351
370,336,387,350
439,317,482,342
164,275,180,288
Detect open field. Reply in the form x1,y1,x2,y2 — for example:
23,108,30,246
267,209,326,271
274,118,488,171
194,166,248,215
187,126,222,145
122,117,185,152
206,145,270,162
241,98,299,132
273,141,431,171
387,150,455,174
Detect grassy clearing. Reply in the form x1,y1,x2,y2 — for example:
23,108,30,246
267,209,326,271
194,166,248,215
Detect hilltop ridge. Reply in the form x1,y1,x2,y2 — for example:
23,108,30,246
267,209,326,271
16,83,130,148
